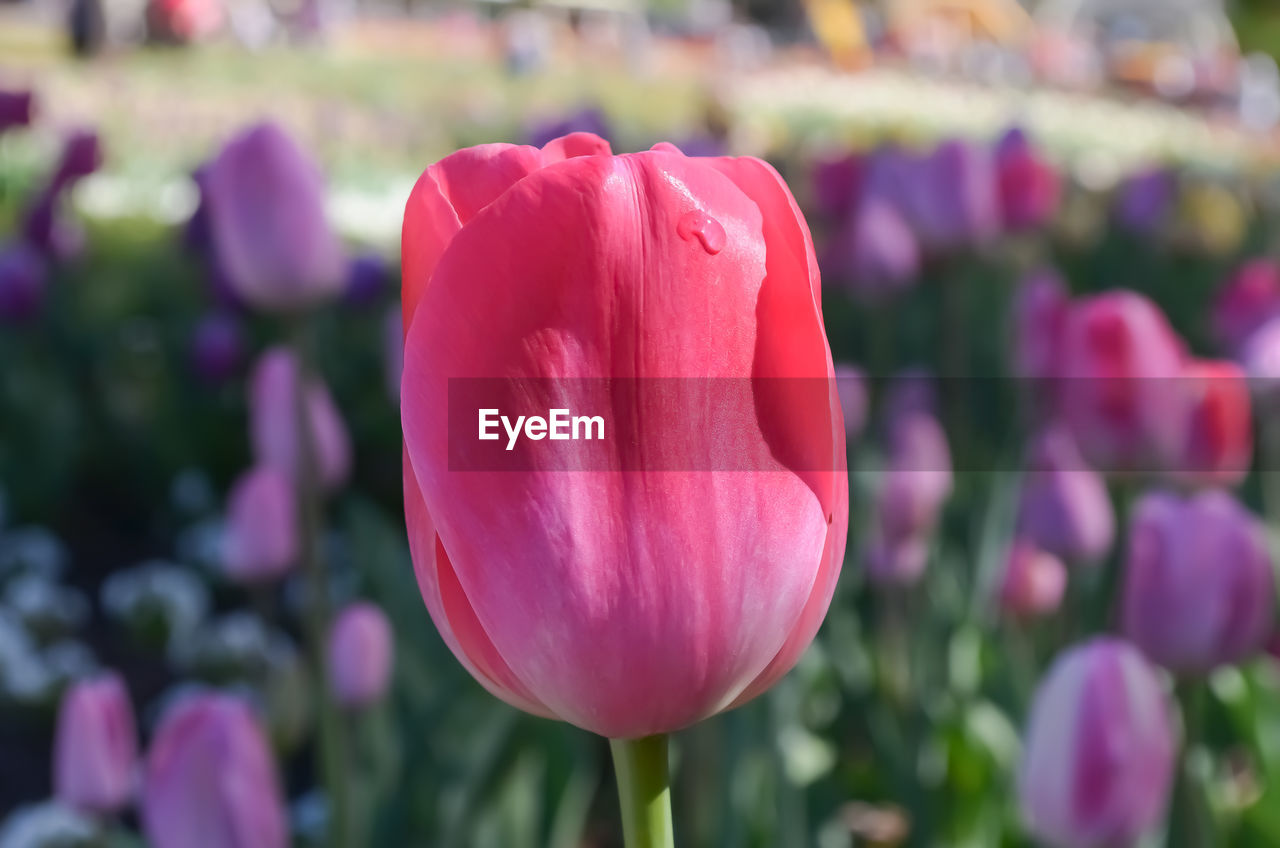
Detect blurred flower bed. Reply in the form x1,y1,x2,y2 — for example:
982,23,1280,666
7,27,1280,848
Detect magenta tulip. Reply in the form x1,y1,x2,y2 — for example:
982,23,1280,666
400,134,848,739
221,467,299,583
0,89,34,133
142,694,287,848
327,602,394,709
49,129,101,194
1121,490,1274,675
1017,427,1114,563
998,539,1066,619
202,122,345,311
1019,638,1176,848
1174,359,1252,488
53,672,138,813
809,152,863,223
996,130,1061,232
1212,259,1280,355
1057,291,1189,473
249,347,351,492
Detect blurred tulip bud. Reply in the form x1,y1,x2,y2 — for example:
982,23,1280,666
995,129,1062,232
1242,314,1280,407
222,467,299,584
143,694,288,848
344,253,390,307
809,152,863,223
49,129,101,195
1019,638,1175,848
326,602,394,709
190,312,245,383
1174,360,1252,487
825,193,920,300
1213,258,1280,356
998,539,1066,619
866,413,952,586
833,363,868,442
1122,490,1274,675
1010,268,1070,384
203,122,345,311
0,89,34,133
914,139,999,251
249,347,352,492
21,189,84,262
1115,166,1175,235
384,305,404,406
53,672,138,813
1057,291,1189,474
881,367,938,429
0,243,47,324
1017,427,1115,563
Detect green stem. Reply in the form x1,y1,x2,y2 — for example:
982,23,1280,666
609,735,674,848
290,322,352,848
1171,681,1216,848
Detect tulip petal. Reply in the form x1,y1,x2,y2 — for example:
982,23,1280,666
403,151,836,737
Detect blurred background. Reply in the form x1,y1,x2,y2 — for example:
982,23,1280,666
5,0,1280,845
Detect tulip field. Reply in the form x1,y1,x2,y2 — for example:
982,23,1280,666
9,14,1280,848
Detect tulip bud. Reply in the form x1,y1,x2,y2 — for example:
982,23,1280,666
1057,291,1189,473
1016,427,1115,563
203,122,345,311
833,363,868,442
1115,167,1175,235
1121,490,1274,674
0,243,47,324
53,672,138,813
222,467,299,583
190,312,245,383
866,413,952,586
809,152,863,223
1174,360,1252,487
0,89,34,133
1212,258,1280,355
998,539,1066,619
825,193,920,300
1019,638,1176,848
142,694,287,848
249,347,351,492
915,139,1000,251
327,602,394,709
49,129,101,195
995,129,1061,232
1010,268,1070,384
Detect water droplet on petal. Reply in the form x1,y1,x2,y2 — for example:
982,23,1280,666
676,210,725,255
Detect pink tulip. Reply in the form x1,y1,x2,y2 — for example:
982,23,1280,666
400,135,848,738
203,122,345,311
1057,291,1189,474
53,672,138,813
996,130,1061,232
1174,359,1252,488
222,467,299,583
1019,638,1176,848
1010,268,1070,384
142,694,287,848
1016,427,1115,563
1121,490,1274,675
998,539,1066,618
249,347,351,492
327,602,394,709
1212,259,1280,355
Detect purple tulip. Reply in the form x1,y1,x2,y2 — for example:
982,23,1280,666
0,243,47,324
833,363,868,442
1115,167,1176,235
998,539,1066,619
49,129,101,195
1121,490,1274,675
1242,314,1280,409
894,139,999,252
203,122,346,311
810,152,863,223
826,193,920,300
1212,259,1280,356
142,694,287,848
0,89,34,133
327,602,394,709
190,312,246,382
1057,291,1189,474
526,106,611,149
1010,268,1070,384
1017,427,1115,563
344,253,390,307
866,412,952,586
1019,638,1176,848
53,672,138,813
222,467,299,583
995,128,1061,232
21,188,84,262
249,347,352,492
